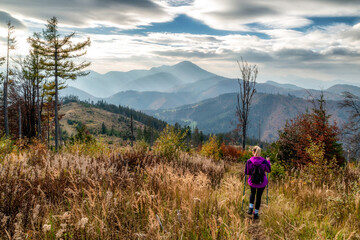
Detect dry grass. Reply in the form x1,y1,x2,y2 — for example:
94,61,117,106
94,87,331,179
0,140,359,239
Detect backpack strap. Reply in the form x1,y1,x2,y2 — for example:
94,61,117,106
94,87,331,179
261,159,271,172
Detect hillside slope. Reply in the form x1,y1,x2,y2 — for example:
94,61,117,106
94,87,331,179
60,102,145,143
148,92,349,141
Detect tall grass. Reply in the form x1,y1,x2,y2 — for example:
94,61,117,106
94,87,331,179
0,139,359,239
0,141,229,239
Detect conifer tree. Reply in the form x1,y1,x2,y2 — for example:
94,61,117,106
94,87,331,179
101,122,107,135
35,17,90,150
28,33,45,138
3,21,16,137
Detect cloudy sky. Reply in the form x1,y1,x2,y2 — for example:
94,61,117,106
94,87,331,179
0,0,360,87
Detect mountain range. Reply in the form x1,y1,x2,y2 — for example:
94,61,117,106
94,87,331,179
145,92,350,142
68,61,214,98
60,61,360,141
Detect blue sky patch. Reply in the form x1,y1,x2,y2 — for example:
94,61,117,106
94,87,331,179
121,14,270,39
294,16,359,31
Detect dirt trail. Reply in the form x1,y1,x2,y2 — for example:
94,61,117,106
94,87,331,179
246,218,268,240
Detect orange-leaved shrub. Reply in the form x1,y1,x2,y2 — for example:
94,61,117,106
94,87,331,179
220,143,243,161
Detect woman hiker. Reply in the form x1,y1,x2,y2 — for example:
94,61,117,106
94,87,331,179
244,146,271,219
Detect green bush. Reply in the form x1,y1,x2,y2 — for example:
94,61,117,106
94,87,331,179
134,139,149,154
262,143,280,163
153,125,187,161
304,138,337,186
0,137,15,162
270,162,285,179
69,123,95,145
238,149,253,163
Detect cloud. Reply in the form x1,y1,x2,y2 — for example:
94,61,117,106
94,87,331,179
209,3,278,20
1,0,360,86
0,11,25,29
324,46,360,57
186,0,360,31
342,23,360,41
275,48,323,61
0,0,173,29
232,49,273,62
154,49,219,58
82,20,360,77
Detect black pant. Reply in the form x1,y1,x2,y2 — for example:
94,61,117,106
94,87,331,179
250,186,265,210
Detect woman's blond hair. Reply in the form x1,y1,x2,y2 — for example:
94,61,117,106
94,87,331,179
252,146,261,157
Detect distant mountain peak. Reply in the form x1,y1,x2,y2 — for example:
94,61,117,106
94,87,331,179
265,80,303,91
151,60,199,71
174,60,198,67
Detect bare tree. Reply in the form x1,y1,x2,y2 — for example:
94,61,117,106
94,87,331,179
339,91,360,160
236,58,258,150
3,21,16,137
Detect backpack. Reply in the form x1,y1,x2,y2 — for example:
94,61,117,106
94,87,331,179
251,160,266,184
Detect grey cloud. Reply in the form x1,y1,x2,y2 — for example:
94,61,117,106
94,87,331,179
319,0,360,4
275,47,360,63
94,0,161,9
154,47,273,62
342,26,360,41
210,3,278,20
154,50,219,58
326,47,360,57
0,0,170,28
188,0,360,31
219,48,273,63
275,48,323,61
0,11,26,29
187,36,221,43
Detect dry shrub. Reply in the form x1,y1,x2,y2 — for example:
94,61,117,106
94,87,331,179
172,153,225,188
220,143,242,161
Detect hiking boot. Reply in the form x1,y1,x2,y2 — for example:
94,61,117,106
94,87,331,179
247,208,253,215
253,213,259,220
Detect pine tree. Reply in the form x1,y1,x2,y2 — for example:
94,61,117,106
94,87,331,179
35,17,90,150
3,21,16,137
28,33,46,139
101,122,107,135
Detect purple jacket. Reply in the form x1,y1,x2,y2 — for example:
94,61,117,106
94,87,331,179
245,156,271,188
